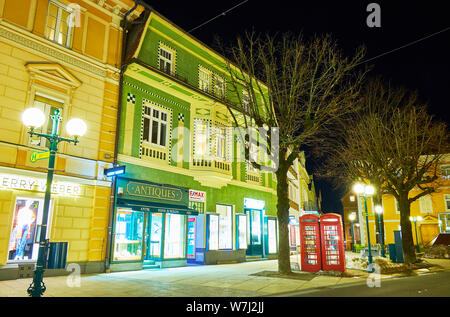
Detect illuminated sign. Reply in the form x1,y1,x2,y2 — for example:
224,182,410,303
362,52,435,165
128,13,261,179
126,182,183,202
189,190,206,202
0,174,81,196
244,198,265,210
104,165,126,177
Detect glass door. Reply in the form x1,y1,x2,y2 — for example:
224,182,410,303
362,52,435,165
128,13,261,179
144,212,163,260
245,209,263,256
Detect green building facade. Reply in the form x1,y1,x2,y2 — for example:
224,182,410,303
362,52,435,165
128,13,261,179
108,10,279,271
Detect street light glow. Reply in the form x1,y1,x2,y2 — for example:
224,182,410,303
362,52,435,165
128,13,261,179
21,107,46,128
365,185,375,195
66,118,87,137
353,183,365,194
375,205,383,214
349,213,356,221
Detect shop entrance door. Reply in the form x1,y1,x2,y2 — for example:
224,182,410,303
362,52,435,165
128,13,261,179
245,209,263,256
144,213,163,261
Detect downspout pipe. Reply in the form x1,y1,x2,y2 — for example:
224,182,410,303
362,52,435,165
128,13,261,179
104,1,139,272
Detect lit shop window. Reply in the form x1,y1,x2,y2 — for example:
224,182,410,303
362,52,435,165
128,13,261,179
237,214,247,249
267,218,277,254
208,205,233,250
143,105,169,147
8,197,50,262
45,1,74,47
113,209,144,261
208,214,219,250
164,214,186,259
217,204,232,250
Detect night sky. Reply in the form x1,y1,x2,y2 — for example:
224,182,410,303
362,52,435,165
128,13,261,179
141,0,450,214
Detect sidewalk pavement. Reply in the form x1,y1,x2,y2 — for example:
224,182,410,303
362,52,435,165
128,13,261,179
0,253,448,297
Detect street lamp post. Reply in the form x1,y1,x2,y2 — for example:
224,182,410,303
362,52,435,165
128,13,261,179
349,213,356,252
21,108,86,297
375,205,386,258
410,216,423,253
353,182,375,273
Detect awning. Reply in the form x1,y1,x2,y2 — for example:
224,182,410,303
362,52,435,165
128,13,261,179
117,198,199,215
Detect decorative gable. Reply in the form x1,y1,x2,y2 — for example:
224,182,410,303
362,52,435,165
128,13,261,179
25,63,81,91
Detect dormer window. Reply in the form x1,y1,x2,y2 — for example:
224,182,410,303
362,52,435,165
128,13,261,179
198,66,211,93
159,47,173,75
214,75,225,98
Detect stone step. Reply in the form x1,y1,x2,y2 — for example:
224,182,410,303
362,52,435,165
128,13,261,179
142,264,160,270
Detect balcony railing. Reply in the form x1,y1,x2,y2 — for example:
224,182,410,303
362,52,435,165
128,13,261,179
191,157,232,175
141,143,169,164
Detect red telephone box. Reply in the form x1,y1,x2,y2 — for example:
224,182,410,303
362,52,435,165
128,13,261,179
299,214,322,272
320,213,345,272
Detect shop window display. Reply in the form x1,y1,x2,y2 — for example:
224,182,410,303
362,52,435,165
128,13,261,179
113,209,144,261
237,214,247,249
208,214,219,250
149,213,163,258
8,198,47,262
268,219,277,254
217,204,232,250
164,213,186,259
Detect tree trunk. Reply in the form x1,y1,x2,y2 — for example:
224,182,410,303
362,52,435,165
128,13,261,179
398,193,417,264
276,164,291,275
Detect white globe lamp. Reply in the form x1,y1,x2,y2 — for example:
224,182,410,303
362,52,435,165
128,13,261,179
22,108,45,128
66,118,87,137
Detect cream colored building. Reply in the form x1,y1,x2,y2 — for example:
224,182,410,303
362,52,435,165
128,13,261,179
0,0,142,280
287,151,320,253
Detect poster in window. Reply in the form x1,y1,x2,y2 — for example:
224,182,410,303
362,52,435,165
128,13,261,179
8,199,40,261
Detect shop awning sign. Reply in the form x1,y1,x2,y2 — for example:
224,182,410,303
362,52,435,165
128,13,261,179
118,178,189,206
30,151,50,163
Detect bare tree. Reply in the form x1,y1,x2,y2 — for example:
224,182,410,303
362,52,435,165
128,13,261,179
324,78,449,264
221,32,367,274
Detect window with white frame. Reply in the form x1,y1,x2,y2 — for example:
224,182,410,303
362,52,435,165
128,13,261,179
29,94,63,148
445,194,450,211
213,75,225,98
159,46,174,75
419,195,433,214
199,67,211,92
45,1,74,47
214,126,226,160
194,119,210,156
143,105,169,147
441,165,450,179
